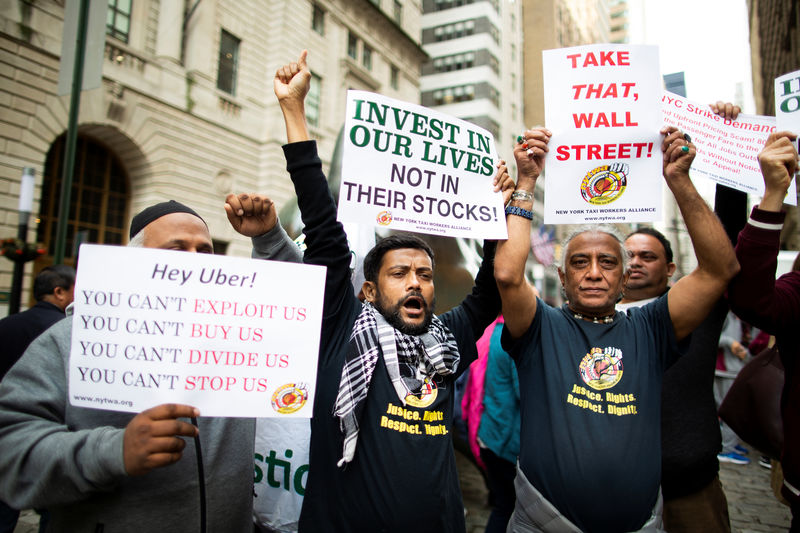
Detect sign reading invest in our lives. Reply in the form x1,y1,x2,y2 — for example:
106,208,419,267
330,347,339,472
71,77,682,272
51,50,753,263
542,44,662,225
338,90,507,240
69,245,325,418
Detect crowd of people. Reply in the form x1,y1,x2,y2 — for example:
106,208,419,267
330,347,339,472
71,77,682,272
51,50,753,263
0,50,798,533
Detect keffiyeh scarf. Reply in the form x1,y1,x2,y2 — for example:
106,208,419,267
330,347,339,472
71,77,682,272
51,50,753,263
333,301,459,466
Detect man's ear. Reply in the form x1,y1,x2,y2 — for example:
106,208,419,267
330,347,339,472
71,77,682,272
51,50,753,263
557,267,565,288
666,262,677,278
362,281,377,303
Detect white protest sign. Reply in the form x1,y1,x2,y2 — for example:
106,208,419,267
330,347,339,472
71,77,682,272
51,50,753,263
543,44,662,224
338,90,506,239
776,69,800,135
69,245,325,418
659,91,795,205
776,69,800,189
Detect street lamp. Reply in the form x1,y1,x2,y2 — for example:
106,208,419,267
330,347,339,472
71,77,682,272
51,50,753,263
7,168,36,315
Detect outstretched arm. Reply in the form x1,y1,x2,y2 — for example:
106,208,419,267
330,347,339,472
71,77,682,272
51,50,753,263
275,50,310,143
456,160,517,339
494,127,551,339
728,131,800,331
661,126,740,340
274,51,351,319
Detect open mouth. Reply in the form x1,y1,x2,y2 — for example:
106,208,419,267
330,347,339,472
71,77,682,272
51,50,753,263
402,295,425,317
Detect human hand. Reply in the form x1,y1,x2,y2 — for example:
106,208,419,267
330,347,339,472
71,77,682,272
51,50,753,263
758,131,798,211
225,193,278,237
710,101,741,121
660,126,695,183
731,340,748,360
274,50,311,107
493,160,516,205
514,127,551,190
123,404,199,476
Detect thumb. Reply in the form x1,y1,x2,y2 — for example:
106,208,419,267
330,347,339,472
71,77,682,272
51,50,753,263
298,50,308,71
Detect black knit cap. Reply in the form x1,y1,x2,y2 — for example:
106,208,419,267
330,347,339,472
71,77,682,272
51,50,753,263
129,200,206,239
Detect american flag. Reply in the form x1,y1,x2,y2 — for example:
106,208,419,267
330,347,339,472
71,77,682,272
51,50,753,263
531,225,556,266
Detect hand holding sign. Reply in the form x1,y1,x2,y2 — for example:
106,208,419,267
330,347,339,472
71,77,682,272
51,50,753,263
758,131,799,211
709,101,741,121
224,193,278,237
515,127,552,190
660,126,696,183
493,160,516,205
123,403,199,476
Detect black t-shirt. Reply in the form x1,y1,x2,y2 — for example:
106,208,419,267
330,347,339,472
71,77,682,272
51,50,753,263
284,141,500,533
502,295,682,533
300,300,479,533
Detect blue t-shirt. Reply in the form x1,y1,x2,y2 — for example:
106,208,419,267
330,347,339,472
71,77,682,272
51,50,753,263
502,295,681,533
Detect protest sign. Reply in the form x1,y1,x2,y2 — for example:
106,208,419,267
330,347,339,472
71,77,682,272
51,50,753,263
542,44,662,224
776,69,800,190
338,90,506,239
660,91,795,205
69,244,325,418
776,69,800,135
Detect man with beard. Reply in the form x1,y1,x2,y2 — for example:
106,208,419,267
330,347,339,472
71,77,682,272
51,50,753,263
494,125,739,532
618,227,732,531
261,51,511,532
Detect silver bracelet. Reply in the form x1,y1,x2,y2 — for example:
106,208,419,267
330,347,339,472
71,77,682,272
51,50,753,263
511,190,534,202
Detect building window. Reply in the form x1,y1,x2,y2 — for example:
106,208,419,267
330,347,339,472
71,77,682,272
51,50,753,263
312,4,325,35
307,73,321,127
38,135,129,263
511,43,516,61
489,86,500,108
433,84,475,106
394,1,402,24
347,32,358,60
433,19,476,42
489,53,499,74
217,30,240,95
438,51,475,72
362,45,372,70
390,65,399,89
106,0,132,42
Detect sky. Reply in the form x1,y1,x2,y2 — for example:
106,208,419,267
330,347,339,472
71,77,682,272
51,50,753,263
626,0,756,113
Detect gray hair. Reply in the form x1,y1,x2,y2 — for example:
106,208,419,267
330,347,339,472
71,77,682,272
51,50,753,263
556,224,629,272
127,229,146,247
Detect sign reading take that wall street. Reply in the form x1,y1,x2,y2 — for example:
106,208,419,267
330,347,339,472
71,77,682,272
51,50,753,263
338,90,507,240
69,245,325,418
660,91,796,205
542,44,662,224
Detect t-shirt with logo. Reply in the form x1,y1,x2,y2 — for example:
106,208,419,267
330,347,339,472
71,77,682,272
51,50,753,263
502,295,682,533
300,301,478,533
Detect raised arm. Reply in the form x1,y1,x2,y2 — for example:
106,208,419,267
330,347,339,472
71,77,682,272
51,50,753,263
494,127,551,339
274,51,351,318
728,131,800,331
224,192,302,263
455,164,516,339
661,126,740,340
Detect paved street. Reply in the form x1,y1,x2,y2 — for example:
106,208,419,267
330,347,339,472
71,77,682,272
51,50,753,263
12,449,792,532
457,449,793,533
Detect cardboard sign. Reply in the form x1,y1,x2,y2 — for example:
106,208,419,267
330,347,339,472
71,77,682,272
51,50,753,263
660,91,795,205
542,44,663,224
776,69,800,191
338,90,507,239
69,245,325,418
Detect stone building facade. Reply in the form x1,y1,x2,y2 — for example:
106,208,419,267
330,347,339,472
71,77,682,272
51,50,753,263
0,0,425,312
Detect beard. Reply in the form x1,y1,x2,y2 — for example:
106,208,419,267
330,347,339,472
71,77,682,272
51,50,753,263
373,289,435,336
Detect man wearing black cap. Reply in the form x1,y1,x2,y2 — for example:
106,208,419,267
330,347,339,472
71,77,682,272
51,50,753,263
0,199,291,532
